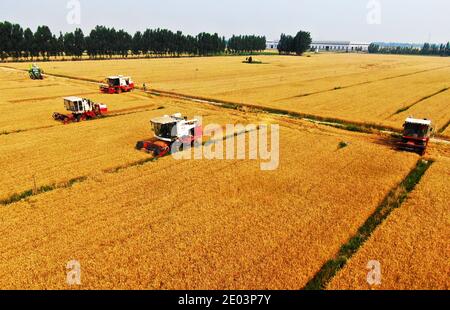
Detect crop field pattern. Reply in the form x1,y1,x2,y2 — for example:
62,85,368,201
0,53,449,290
7,54,450,134
328,159,450,290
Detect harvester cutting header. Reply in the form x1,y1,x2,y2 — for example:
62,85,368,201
136,113,203,158
100,75,135,94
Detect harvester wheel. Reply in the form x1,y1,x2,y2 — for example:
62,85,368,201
153,148,161,157
136,141,145,150
171,141,182,153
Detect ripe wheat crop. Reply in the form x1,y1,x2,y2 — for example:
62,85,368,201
0,96,251,201
327,159,450,290
7,54,450,131
1,54,449,290
0,123,419,289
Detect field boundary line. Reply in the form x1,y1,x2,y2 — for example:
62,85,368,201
148,89,450,143
390,87,450,116
0,176,87,206
279,65,450,100
0,125,58,136
149,89,403,132
303,159,434,290
438,120,450,134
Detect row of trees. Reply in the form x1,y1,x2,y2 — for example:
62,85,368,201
227,35,266,53
368,42,450,56
0,21,268,60
277,31,312,55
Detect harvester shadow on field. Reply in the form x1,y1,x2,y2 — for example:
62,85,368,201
371,134,399,149
371,134,424,155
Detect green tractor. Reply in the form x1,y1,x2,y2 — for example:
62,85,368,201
29,64,44,80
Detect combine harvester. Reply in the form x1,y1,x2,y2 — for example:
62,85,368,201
136,113,202,158
398,117,433,155
29,63,43,80
53,97,108,124
100,76,135,94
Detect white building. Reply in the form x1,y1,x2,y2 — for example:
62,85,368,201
266,40,279,50
311,41,370,52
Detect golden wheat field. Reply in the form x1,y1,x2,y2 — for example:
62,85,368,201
0,118,421,289
6,53,450,133
328,158,450,290
0,53,449,290
0,103,255,200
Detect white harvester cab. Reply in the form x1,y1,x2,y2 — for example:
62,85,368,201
137,113,203,157
64,97,95,114
151,113,200,142
63,97,108,115
402,117,433,138
399,117,434,155
107,76,133,87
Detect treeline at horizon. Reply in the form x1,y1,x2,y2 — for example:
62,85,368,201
277,31,312,55
369,42,450,56
0,21,267,61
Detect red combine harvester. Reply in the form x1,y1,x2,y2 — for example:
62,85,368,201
53,97,108,124
100,76,134,94
136,113,203,158
398,117,433,155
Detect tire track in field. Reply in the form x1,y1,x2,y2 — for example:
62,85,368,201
438,120,450,134
0,105,165,136
0,83,60,91
0,125,59,136
8,92,98,103
279,65,450,101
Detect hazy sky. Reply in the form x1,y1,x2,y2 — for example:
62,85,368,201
0,0,449,43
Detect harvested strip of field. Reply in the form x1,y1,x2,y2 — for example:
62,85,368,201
0,69,159,133
327,159,450,290
0,99,249,201
7,54,450,103
8,54,450,131
391,87,449,115
273,67,450,128
281,65,450,100
0,71,93,102
304,159,433,290
388,88,450,137
0,124,419,289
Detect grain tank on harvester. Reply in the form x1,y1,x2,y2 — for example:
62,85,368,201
136,113,203,158
398,117,433,155
53,97,108,124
